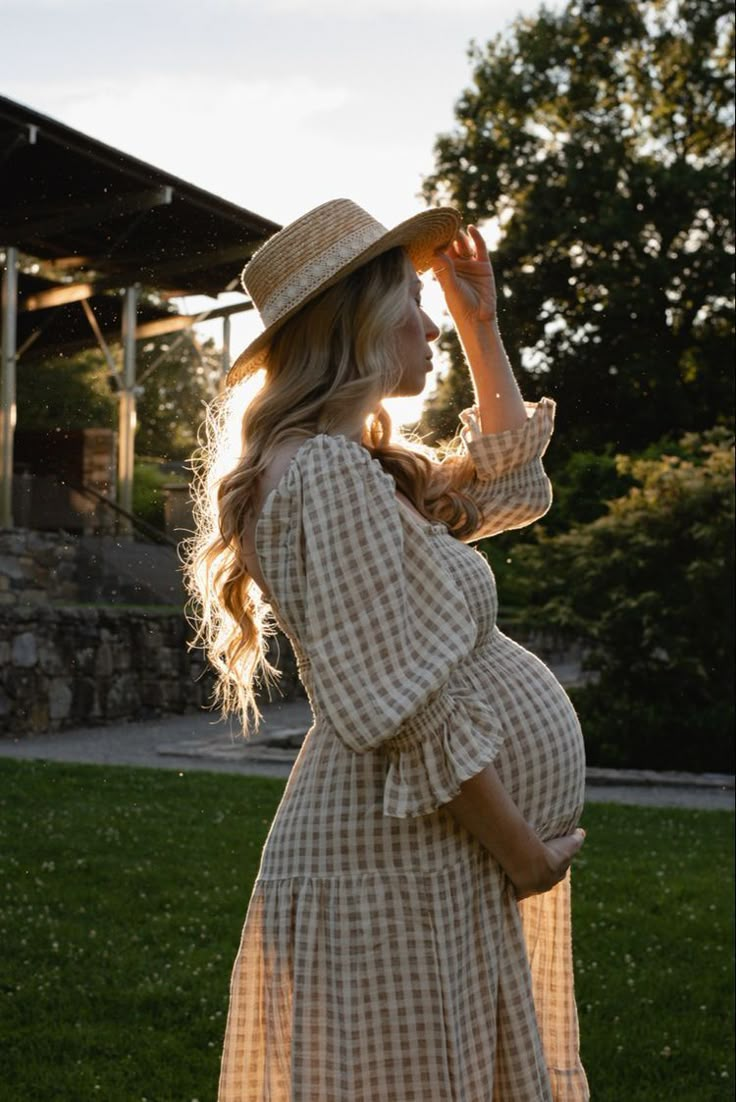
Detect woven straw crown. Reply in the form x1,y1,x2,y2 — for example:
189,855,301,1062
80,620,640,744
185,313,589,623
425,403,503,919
226,198,461,386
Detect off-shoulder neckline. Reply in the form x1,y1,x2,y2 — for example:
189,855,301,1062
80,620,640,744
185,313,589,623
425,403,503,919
254,432,447,538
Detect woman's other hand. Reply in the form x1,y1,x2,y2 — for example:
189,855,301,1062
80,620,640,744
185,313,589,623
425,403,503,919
431,225,497,331
446,765,585,901
511,828,587,901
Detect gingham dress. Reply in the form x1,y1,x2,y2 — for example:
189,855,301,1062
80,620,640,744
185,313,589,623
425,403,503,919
219,399,589,1102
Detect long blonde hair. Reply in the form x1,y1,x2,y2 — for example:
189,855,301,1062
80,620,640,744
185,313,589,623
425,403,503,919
184,247,480,732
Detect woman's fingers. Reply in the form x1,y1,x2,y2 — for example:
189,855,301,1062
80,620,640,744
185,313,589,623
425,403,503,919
434,225,489,274
449,225,489,262
432,226,497,325
559,832,584,875
453,227,476,259
430,249,460,291
546,829,586,874
468,224,490,263
511,828,587,900
562,829,586,859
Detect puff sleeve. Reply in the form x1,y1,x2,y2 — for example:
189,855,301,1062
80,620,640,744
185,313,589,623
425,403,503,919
294,435,505,818
441,398,556,541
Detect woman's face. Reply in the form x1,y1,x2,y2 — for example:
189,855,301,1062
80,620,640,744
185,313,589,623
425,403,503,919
391,271,440,397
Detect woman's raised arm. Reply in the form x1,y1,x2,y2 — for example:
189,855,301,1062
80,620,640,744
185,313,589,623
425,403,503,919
432,225,528,435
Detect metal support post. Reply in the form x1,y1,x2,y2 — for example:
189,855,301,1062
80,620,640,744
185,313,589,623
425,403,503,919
1,247,18,529
222,314,231,379
117,285,138,536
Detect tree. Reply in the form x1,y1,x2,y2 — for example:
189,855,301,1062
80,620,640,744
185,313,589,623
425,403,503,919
16,348,117,431
423,0,735,456
511,428,735,771
17,328,222,462
135,333,222,460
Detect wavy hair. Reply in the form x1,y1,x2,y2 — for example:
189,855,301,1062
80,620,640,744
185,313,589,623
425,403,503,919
184,247,480,732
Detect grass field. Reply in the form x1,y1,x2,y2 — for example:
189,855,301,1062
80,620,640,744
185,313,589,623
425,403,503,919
0,758,732,1101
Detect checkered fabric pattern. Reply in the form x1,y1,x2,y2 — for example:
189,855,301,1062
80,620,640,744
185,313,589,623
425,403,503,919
218,399,589,1101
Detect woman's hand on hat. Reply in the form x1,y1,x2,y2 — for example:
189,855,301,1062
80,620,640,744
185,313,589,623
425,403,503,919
431,225,497,331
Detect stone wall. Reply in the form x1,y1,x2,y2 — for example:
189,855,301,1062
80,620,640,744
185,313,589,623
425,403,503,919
0,604,304,736
0,529,80,607
0,606,210,734
0,528,305,735
0,527,184,606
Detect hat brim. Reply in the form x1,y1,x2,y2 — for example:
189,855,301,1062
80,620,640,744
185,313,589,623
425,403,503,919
225,206,461,387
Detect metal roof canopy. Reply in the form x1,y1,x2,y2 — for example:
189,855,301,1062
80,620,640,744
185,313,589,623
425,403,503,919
0,95,279,295
0,95,280,530
13,269,257,362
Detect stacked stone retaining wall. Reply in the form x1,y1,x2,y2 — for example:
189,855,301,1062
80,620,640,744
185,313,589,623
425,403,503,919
0,607,207,734
0,529,80,607
0,605,304,736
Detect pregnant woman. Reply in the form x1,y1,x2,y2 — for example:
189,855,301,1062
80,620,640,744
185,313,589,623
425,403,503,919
187,199,589,1101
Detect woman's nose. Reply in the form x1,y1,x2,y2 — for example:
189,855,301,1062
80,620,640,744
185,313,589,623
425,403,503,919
423,311,440,342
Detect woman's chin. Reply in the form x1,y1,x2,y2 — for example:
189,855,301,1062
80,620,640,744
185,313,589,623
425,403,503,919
390,377,428,400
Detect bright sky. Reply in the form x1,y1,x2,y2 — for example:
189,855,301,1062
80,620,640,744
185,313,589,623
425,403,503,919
3,0,557,424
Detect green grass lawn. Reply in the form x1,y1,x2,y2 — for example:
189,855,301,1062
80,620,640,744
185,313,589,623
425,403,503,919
0,759,732,1102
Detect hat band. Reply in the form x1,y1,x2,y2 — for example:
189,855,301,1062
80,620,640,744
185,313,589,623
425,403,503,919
258,219,389,326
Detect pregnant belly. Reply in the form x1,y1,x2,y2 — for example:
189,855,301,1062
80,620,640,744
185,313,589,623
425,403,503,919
457,631,587,838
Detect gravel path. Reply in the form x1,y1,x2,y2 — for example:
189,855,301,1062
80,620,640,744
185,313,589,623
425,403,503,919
0,702,732,811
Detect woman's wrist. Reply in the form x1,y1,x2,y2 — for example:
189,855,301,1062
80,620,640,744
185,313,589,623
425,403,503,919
452,320,527,433
500,831,548,886
454,315,500,350
492,818,547,884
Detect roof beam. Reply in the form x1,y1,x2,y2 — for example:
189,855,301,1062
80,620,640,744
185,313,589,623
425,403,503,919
0,186,174,244
1,121,37,164
20,293,252,336
44,256,93,271
135,300,253,338
21,274,257,313
22,282,98,311
20,240,261,306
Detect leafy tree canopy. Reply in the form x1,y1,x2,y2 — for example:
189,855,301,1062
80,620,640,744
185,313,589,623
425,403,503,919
16,348,116,432
423,0,735,455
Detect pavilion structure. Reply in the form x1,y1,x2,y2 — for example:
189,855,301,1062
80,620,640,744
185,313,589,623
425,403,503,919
0,95,279,532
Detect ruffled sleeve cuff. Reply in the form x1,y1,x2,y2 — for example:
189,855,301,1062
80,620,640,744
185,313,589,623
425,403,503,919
459,398,555,479
381,690,506,818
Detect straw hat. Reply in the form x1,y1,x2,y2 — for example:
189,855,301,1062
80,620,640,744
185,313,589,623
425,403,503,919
226,198,461,386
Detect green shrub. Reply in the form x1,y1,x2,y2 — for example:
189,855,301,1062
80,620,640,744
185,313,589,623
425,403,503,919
541,448,632,534
512,429,735,771
16,349,116,430
480,447,632,609
131,460,183,531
